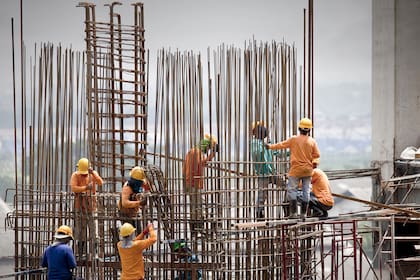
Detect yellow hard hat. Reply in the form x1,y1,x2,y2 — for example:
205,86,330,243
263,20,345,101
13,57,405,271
299,118,313,130
77,158,89,175
119,223,136,237
55,225,74,240
204,133,217,146
130,166,146,181
251,120,264,130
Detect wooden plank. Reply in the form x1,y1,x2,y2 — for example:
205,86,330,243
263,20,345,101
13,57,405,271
332,192,420,218
384,173,420,183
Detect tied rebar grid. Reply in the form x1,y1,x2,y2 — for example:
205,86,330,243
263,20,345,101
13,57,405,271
10,41,88,276
78,3,149,278
150,41,299,279
8,1,409,280
9,2,151,279
80,2,148,190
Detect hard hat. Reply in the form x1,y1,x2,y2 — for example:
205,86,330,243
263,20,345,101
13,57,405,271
251,121,268,139
199,133,217,152
204,133,217,146
55,225,74,240
130,166,146,181
119,223,136,237
77,158,89,175
298,118,313,130
173,240,187,252
251,121,264,130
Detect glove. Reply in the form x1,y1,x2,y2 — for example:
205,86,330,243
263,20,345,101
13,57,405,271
85,184,92,191
143,222,154,235
213,143,219,153
135,193,147,206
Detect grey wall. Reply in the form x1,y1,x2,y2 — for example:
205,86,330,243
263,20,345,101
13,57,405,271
372,0,420,179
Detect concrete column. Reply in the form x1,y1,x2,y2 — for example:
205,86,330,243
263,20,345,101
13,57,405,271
372,0,420,180
372,0,396,180
394,0,420,154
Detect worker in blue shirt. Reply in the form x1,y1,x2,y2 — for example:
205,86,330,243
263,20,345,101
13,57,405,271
41,225,77,280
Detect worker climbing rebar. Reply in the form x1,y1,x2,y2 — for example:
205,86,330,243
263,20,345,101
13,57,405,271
70,158,103,259
118,166,151,229
266,118,320,218
182,133,218,235
117,222,157,280
250,121,282,220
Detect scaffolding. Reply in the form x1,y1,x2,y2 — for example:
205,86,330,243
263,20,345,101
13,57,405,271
8,178,420,279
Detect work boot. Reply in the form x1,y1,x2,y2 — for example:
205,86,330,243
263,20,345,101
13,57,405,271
288,200,298,219
312,208,324,218
77,241,86,261
282,200,289,218
311,203,328,219
301,202,308,219
320,209,329,219
256,209,264,221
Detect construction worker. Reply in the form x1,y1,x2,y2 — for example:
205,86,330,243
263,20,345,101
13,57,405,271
172,240,202,280
41,225,77,280
117,222,157,280
250,121,282,220
304,159,334,218
266,117,320,218
118,166,150,227
182,133,218,234
70,157,103,258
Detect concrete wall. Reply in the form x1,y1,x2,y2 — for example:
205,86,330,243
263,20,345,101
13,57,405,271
372,0,420,180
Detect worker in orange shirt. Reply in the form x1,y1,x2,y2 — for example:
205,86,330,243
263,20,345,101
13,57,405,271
70,157,103,258
182,134,218,234
306,159,334,218
117,222,157,280
266,118,320,218
118,166,150,228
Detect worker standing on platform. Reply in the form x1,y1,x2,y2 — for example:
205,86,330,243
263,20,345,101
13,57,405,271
301,159,334,218
41,225,77,280
70,157,103,258
266,118,320,218
183,133,218,234
250,121,281,220
118,222,157,280
118,166,150,228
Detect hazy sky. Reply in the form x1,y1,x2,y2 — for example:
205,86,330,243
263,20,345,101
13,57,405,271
0,0,372,164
